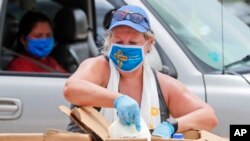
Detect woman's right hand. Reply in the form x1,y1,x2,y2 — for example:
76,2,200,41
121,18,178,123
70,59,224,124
114,95,141,131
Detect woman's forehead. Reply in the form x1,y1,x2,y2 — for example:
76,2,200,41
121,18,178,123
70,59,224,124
112,26,141,34
31,22,52,33
111,26,144,39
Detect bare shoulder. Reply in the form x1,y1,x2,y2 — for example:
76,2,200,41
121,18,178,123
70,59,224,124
156,70,208,114
156,71,188,93
154,71,197,105
156,71,178,83
71,55,110,86
78,55,109,71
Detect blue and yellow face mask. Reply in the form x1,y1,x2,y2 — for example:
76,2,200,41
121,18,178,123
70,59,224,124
108,43,145,72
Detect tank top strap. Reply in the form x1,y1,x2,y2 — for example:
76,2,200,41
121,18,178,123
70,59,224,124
151,68,169,121
103,54,109,62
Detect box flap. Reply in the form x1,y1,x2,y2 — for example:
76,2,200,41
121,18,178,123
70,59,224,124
59,105,110,141
59,105,96,136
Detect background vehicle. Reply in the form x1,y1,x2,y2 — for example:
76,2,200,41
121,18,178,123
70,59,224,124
223,0,250,27
0,0,250,138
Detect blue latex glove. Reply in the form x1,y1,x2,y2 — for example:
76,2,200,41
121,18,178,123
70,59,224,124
152,121,175,139
114,95,141,131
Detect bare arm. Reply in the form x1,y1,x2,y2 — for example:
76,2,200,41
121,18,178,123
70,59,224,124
63,56,122,107
157,72,218,132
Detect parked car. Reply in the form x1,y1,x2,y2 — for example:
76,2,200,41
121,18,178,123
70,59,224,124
0,0,250,138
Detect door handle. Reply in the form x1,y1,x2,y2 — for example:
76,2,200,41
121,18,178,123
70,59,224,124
0,98,22,119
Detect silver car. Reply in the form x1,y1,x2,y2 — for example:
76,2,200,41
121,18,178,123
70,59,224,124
0,0,250,138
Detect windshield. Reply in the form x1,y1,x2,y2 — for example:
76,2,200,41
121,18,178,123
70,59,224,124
146,0,250,72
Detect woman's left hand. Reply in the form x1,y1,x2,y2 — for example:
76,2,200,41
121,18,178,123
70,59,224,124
152,121,175,139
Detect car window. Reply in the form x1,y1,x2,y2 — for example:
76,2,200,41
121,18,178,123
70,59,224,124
1,0,64,74
223,1,250,27
146,0,250,73
1,0,99,76
95,0,115,48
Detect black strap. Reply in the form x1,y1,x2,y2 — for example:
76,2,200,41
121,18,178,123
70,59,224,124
152,68,169,121
152,69,178,132
103,54,109,62
1,47,60,72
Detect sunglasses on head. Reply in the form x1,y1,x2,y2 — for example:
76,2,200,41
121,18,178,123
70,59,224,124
112,10,149,26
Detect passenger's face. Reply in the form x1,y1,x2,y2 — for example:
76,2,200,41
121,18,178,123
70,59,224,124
28,22,53,39
21,21,53,46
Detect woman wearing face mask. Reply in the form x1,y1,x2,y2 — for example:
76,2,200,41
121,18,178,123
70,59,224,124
64,5,217,138
7,10,66,73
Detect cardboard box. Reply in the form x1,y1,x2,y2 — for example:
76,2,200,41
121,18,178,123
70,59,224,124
59,105,228,141
59,105,146,141
44,128,92,141
0,129,91,141
151,130,227,141
0,133,43,141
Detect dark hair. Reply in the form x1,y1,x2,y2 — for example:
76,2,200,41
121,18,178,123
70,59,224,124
103,9,116,30
17,10,52,52
18,10,52,36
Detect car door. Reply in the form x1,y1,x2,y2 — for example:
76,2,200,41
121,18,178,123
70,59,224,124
204,74,250,137
0,74,70,133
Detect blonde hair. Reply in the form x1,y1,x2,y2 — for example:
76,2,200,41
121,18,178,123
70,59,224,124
102,30,154,55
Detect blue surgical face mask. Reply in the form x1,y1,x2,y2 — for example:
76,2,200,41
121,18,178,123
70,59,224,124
108,43,145,72
26,37,54,58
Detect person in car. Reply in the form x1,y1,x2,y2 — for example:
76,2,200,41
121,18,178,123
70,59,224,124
6,10,66,73
63,5,218,138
